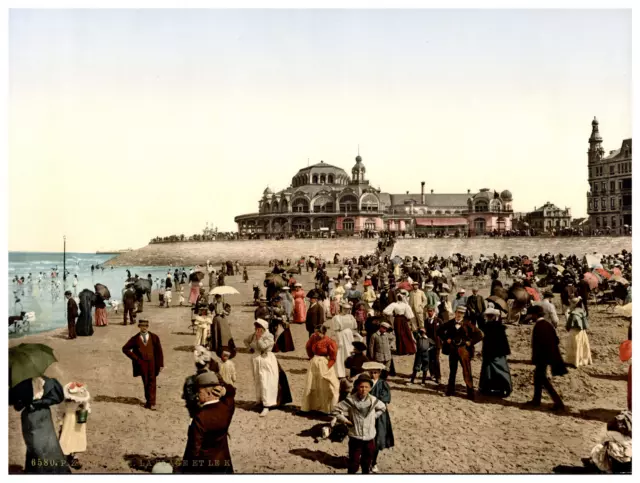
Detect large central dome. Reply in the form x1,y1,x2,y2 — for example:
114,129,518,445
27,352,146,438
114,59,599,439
291,160,351,188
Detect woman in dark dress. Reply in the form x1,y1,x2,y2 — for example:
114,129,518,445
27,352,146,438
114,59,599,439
478,304,512,397
364,362,394,474
76,289,95,336
9,377,71,474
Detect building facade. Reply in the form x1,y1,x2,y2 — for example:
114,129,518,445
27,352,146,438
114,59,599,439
586,117,632,234
234,155,514,237
527,202,572,232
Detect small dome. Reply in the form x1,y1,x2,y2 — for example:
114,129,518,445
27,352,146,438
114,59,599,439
263,187,273,196
501,189,513,200
355,155,362,163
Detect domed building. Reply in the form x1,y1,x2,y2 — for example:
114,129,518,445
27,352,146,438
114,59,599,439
234,154,514,237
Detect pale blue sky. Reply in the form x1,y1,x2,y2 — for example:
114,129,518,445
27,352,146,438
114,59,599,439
9,9,631,251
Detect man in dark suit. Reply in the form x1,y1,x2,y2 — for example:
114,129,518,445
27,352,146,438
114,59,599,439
525,305,567,411
122,319,164,410
305,291,325,337
437,306,484,400
465,287,486,328
65,290,78,339
181,371,236,473
424,304,443,384
123,284,137,325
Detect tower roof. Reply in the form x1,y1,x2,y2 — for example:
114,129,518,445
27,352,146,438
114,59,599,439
589,116,603,143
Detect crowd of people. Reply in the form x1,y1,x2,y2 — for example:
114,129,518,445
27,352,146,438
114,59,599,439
9,236,633,474
174,239,632,474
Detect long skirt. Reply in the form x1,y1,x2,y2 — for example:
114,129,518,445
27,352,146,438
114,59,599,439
293,298,307,323
273,327,295,353
58,404,87,455
394,315,417,356
276,362,293,406
479,355,512,397
251,352,279,407
189,283,200,305
301,356,340,413
22,408,71,473
94,307,108,326
565,328,592,367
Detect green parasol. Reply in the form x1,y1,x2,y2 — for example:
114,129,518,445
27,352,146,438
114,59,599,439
9,343,57,388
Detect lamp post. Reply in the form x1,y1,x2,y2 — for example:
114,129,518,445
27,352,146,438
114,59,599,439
63,235,67,282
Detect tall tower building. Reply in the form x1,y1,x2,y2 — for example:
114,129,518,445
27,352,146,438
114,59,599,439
586,117,633,235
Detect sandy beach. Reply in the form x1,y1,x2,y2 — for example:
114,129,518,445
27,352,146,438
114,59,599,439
8,266,629,474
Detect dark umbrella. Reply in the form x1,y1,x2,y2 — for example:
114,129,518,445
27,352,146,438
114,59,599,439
265,273,286,288
9,343,57,388
486,295,508,314
190,271,205,282
94,283,111,300
133,278,152,293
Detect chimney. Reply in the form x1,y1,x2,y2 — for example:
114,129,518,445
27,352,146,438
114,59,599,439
421,182,425,204
430,189,434,194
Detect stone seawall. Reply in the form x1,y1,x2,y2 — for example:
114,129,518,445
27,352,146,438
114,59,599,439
392,236,632,259
104,239,379,266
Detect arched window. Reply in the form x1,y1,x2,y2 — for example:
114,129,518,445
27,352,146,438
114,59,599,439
312,175,318,184
263,202,270,213
475,200,489,212
313,196,335,213
320,174,326,184
490,199,502,212
360,194,379,212
339,195,358,213
434,210,442,215
328,174,334,184
292,198,310,213
280,199,288,212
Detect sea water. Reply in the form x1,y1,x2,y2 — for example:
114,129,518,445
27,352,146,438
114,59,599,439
8,252,183,339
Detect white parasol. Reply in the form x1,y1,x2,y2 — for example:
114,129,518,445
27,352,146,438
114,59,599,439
209,286,240,296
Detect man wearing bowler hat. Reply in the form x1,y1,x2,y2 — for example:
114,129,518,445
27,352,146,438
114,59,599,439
437,306,483,400
122,319,164,410
181,371,236,473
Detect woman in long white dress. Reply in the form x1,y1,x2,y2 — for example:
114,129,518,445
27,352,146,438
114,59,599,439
565,296,592,368
244,319,280,417
332,301,358,379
